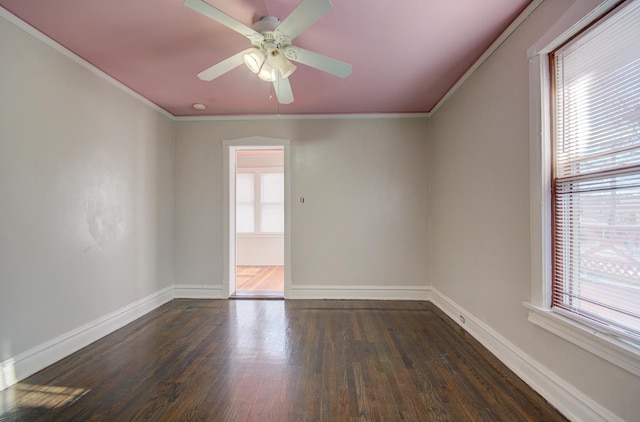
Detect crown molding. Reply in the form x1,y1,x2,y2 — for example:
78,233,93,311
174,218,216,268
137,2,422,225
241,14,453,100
429,0,545,115
0,6,174,120
175,112,430,122
2,0,544,122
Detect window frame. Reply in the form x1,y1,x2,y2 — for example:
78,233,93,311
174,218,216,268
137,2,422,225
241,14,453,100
235,166,285,236
526,0,640,377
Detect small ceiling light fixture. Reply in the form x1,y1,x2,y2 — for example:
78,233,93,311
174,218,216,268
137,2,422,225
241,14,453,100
192,103,207,110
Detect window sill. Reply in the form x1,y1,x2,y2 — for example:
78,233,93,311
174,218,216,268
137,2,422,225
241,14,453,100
236,233,284,238
523,302,640,377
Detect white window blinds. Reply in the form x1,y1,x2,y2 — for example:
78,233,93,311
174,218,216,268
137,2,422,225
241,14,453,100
235,171,284,234
260,173,284,233
236,173,255,233
552,0,640,341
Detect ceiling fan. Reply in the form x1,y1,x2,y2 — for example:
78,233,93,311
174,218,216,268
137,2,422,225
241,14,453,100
183,0,352,104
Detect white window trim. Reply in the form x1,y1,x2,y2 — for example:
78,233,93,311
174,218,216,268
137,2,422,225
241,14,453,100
525,0,640,377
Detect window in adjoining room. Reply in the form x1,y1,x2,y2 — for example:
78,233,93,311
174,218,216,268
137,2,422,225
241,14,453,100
236,170,284,234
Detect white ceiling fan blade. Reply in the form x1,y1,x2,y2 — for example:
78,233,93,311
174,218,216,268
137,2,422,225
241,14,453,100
184,0,263,42
197,49,252,81
276,0,333,40
273,75,294,104
285,46,352,78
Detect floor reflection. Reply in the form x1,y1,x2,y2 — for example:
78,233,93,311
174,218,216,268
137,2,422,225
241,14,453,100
229,300,290,365
0,383,88,415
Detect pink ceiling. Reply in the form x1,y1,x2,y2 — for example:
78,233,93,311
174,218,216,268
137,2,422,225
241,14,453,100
0,0,532,116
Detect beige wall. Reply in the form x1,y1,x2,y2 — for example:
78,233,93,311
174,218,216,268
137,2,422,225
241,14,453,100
174,118,430,291
3,1,638,418
429,0,639,419
0,16,175,360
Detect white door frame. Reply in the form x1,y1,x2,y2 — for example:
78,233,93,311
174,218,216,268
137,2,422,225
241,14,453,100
222,136,291,298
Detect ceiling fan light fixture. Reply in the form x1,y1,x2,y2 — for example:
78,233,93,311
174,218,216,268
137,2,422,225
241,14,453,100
258,62,278,82
266,48,297,79
243,48,265,74
184,0,353,105
279,60,297,79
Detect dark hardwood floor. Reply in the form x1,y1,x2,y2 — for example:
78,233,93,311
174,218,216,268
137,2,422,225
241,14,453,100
0,300,566,421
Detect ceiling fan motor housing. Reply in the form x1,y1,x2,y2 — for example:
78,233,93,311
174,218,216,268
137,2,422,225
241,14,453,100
251,16,291,49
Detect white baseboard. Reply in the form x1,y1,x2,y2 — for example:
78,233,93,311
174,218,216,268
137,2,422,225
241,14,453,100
1,283,224,392
0,283,623,422
288,284,431,300
1,286,174,391
173,284,224,299
428,287,622,422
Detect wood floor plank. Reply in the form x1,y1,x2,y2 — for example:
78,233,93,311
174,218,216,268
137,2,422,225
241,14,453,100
236,266,284,292
0,300,567,421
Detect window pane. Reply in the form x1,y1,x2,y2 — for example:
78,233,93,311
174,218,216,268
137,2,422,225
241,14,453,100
261,204,284,233
554,174,640,333
236,173,254,203
261,173,284,203
236,204,254,233
552,0,640,340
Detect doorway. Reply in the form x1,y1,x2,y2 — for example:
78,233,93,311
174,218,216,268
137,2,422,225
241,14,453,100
234,148,284,297
223,137,290,299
